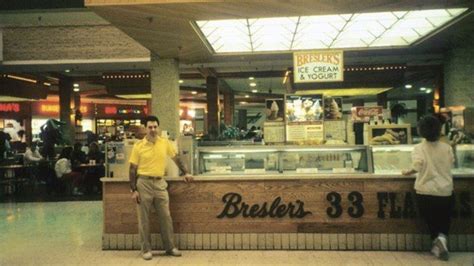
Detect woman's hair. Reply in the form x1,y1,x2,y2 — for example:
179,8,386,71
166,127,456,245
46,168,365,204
417,115,441,142
88,142,99,153
59,147,73,159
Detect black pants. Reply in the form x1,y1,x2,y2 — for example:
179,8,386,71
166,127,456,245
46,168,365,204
416,193,454,240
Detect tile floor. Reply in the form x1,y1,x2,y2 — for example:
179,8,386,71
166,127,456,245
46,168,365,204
0,201,473,265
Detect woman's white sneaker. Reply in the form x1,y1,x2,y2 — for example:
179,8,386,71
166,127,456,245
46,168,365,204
142,251,152,260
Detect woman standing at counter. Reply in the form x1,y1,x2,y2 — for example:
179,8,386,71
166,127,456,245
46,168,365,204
402,115,454,261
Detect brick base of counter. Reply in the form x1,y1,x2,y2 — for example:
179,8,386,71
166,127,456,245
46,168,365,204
102,233,474,251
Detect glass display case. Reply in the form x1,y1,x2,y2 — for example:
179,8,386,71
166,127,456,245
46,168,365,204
372,145,414,174
453,144,474,175
196,145,372,175
372,144,474,175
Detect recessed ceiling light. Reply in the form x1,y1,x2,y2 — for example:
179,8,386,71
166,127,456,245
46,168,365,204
191,91,197,95
420,87,427,91
249,82,257,87
179,80,184,84
245,95,250,98
404,84,412,89
426,89,432,94
73,88,80,92
240,101,247,105
65,69,71,73
248,77,255,80
73,83,79,88
251,89,258,93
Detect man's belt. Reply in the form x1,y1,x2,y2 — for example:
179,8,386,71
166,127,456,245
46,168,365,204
139,175,162,180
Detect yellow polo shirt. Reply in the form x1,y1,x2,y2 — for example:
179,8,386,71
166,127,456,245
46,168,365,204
129,137,177,177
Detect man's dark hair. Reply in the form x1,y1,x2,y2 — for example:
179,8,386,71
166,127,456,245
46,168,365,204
417,115,441,142
143,115,160,126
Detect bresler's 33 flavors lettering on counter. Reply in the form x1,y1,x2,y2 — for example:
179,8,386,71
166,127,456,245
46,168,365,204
216,191,472,220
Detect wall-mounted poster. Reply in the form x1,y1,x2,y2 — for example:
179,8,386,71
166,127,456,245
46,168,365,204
368,124,412,145
324,97,343,120
285,94,324,122
265,99,285,122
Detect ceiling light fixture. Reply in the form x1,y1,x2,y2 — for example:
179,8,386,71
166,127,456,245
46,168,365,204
65,69,71,73
73,83,79,88
191,91,198,95
73,88,80,92
196,8,468,53
404,84,412,89
248,77,255,80
6,75,37,83
251,89,258,93
420,87,427,91
179,80,184,84
249,82,257,87
245,95,250,98
426,89,432,94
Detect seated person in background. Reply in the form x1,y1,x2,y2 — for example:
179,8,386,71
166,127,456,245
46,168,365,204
0,131,11,160
71,142,87,169
24,141,44,164
85,142,105,194
87,142,104,164
55,147,84,196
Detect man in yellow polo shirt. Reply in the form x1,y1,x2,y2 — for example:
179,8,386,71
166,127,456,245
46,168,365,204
129,115,193,260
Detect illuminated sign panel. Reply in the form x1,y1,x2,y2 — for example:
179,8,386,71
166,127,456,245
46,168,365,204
0,103,20,113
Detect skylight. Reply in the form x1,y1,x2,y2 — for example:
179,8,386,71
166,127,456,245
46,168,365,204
195,8,468,53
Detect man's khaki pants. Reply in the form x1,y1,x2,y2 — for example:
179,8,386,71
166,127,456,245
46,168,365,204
136,176,175,253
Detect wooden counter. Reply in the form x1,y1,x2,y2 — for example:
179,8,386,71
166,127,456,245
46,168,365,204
101,175,474,251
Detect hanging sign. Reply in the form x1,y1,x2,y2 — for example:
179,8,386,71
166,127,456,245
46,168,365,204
293,50,344,83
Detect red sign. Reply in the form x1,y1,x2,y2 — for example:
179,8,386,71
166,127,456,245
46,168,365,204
32,102,93,117
0,103,20,113
351,106,383,123
105,106,117,115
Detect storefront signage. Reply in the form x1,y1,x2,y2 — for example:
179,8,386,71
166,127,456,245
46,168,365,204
0,103,20,113
293,50,344,83
351,106,383,123
32,102,91,117
217,192,312,219
99,105,147,116
217,191,472,219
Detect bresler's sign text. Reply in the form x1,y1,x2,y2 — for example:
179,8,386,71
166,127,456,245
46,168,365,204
293,50,344,83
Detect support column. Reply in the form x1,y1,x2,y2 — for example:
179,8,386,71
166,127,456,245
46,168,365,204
73,91,81,127
238,109,247,130
223,92,234,126
59,78,74,145
150,56,180,139
376,92,388,108
206,76,220,134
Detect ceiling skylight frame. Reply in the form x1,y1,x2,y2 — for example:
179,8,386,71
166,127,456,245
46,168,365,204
193,8,470,54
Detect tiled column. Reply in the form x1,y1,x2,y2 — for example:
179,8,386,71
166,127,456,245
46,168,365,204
150,56,180,139
59,78,74,145
223,92,234,126
206,76,220,134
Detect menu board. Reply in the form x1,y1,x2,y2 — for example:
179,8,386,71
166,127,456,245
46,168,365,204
324,120,346,141
286,122,324,142
263,121,285,143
